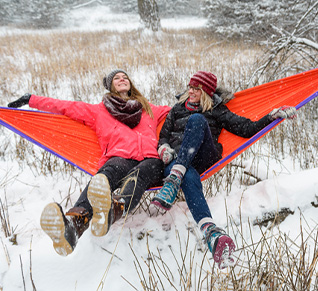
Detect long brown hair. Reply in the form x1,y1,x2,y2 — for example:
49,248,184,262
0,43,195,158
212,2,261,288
107,76,154,118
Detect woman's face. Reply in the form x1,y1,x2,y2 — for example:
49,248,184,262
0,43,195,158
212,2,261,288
188,86,202,103
112,72,131,94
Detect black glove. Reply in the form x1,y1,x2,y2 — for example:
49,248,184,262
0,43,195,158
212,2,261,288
8,93,32,108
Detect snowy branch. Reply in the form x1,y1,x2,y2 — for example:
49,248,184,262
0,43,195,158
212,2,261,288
292,0,318,35
292,37,318,50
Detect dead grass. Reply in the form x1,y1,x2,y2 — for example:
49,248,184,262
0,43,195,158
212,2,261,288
0,28,258,103
0,27,317,290
126,215,318,290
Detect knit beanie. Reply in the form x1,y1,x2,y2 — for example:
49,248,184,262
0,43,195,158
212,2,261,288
103,69,129,91
188,71,217,97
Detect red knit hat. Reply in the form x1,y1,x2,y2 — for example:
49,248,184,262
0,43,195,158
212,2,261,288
188,71,217,97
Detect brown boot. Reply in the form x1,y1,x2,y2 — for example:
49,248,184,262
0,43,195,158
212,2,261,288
40,203,81,256
65,206,90,238
113,198,125,223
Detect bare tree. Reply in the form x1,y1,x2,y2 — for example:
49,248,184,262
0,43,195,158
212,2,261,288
138,0,161,31
202,0,317,41
248,1,318,86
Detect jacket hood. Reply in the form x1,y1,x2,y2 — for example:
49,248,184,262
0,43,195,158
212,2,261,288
213,87,235,106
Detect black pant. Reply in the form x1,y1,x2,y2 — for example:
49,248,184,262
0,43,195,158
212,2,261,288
75,157,164,217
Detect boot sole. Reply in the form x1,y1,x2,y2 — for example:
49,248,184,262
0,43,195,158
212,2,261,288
87,174,112,237
151,198,172,211
40,203,73,256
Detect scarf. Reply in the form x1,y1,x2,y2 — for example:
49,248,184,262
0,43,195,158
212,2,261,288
103,95,143,128
185,99,202,111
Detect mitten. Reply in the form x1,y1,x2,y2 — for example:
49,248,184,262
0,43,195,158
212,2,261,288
281,105,297,119
158,143,175,165
270,106,297,120
8,93,31,108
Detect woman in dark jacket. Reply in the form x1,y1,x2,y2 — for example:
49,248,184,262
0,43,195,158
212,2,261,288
151,71,296,268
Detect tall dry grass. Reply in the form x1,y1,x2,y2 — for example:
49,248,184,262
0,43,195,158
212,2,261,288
0,27,317,290
128,216,318,290
0,28,257,103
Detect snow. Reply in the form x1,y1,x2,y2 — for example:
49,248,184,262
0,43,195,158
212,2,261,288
1,151,317,290
0,6,317,291
60,5,206,33
0,6,207,36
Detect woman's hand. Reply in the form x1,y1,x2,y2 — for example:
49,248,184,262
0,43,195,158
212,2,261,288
158,143,176,165
270,106,297,120
8,93,31,108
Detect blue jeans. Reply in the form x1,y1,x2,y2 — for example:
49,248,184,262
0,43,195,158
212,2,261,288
166,114,221,223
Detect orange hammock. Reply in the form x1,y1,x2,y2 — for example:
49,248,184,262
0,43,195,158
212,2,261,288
1,68,318,188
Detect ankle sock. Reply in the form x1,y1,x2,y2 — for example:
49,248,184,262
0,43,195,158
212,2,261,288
169,168,184,181
200,222,216,236
171,164,186,176
168,164,186,183
199,218,216,235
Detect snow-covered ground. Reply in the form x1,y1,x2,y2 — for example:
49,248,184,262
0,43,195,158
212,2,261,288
64,5,207,31
0,5,317,291
0,155,317,290
0,5,207,36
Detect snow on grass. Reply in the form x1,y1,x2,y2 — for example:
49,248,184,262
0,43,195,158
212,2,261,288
0,5,317,291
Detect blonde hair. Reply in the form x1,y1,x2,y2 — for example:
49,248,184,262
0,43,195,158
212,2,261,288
178,89,214,112
108,76,154,118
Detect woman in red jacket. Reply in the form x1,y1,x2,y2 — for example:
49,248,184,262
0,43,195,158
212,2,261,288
8,69,170,256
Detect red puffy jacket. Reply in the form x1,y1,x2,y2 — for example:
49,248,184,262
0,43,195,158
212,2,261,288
29,95,170,168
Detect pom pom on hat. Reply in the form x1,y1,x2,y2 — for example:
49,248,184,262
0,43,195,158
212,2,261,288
103,69,129,91
188,71,217,97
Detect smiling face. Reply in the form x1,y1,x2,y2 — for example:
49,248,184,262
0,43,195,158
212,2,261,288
112,72,131,95
188,85,202,103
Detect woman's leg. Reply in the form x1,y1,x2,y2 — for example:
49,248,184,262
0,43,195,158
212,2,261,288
119,158,164,212
152,114,221,209
74,157,138,217
75,157,138,236
40,157,139,254
180,166,212,223
163,158,236,269
175,113,221,173
178,137,236,268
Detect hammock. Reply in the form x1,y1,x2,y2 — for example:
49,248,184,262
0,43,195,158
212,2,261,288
1,68,318,189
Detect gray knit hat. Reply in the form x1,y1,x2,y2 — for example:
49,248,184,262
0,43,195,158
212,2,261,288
103,69,129,91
